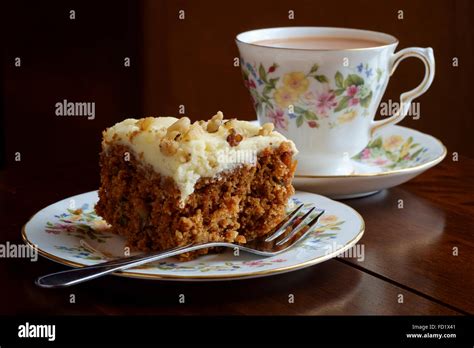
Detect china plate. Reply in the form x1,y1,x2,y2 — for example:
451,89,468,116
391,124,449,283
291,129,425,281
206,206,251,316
293,125,446,199
22,190,364,281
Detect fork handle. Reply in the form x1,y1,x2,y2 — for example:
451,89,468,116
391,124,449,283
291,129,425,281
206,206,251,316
36,243,202,288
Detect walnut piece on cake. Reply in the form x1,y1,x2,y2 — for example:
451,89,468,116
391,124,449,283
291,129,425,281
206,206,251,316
95,112,298,260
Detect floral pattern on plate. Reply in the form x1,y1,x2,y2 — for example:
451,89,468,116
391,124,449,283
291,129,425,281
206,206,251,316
46,204,112,243
45,197,345,272
24,190,364,280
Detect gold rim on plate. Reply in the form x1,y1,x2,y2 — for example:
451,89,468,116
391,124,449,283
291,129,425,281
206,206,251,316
21,206,365,281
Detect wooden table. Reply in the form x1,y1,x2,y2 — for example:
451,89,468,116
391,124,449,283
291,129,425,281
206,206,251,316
1,156,472,315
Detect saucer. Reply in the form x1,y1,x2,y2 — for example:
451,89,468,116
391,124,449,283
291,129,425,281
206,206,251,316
293,125,446,199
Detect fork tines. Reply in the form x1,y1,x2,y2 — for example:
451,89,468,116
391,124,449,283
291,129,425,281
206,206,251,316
275,208,325,246
265,203,304,242
265,203,325,246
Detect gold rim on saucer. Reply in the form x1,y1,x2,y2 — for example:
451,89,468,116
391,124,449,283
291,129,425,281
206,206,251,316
295,137,447,179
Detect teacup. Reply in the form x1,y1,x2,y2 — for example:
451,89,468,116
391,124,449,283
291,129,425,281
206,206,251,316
236,27,435,175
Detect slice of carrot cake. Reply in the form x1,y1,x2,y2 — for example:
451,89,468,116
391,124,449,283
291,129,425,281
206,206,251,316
95,112,298,260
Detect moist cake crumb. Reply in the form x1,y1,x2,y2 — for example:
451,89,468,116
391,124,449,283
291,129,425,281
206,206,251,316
95,113,298,260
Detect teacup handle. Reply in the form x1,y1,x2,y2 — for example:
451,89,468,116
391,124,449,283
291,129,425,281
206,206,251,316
370,47,435,136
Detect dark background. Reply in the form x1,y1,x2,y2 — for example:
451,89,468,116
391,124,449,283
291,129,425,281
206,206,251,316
1,0,472,172
0,0,473,320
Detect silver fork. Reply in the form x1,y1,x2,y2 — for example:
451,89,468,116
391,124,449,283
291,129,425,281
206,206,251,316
36,204,324,288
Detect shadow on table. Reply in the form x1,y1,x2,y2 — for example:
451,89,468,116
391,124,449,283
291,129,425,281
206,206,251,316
15,258,362,315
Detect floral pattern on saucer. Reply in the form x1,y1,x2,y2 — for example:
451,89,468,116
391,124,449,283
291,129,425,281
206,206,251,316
352,134,429,170
292,125,446,199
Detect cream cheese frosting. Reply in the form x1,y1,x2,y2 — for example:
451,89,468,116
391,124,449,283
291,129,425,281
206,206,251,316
102,112,298,204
